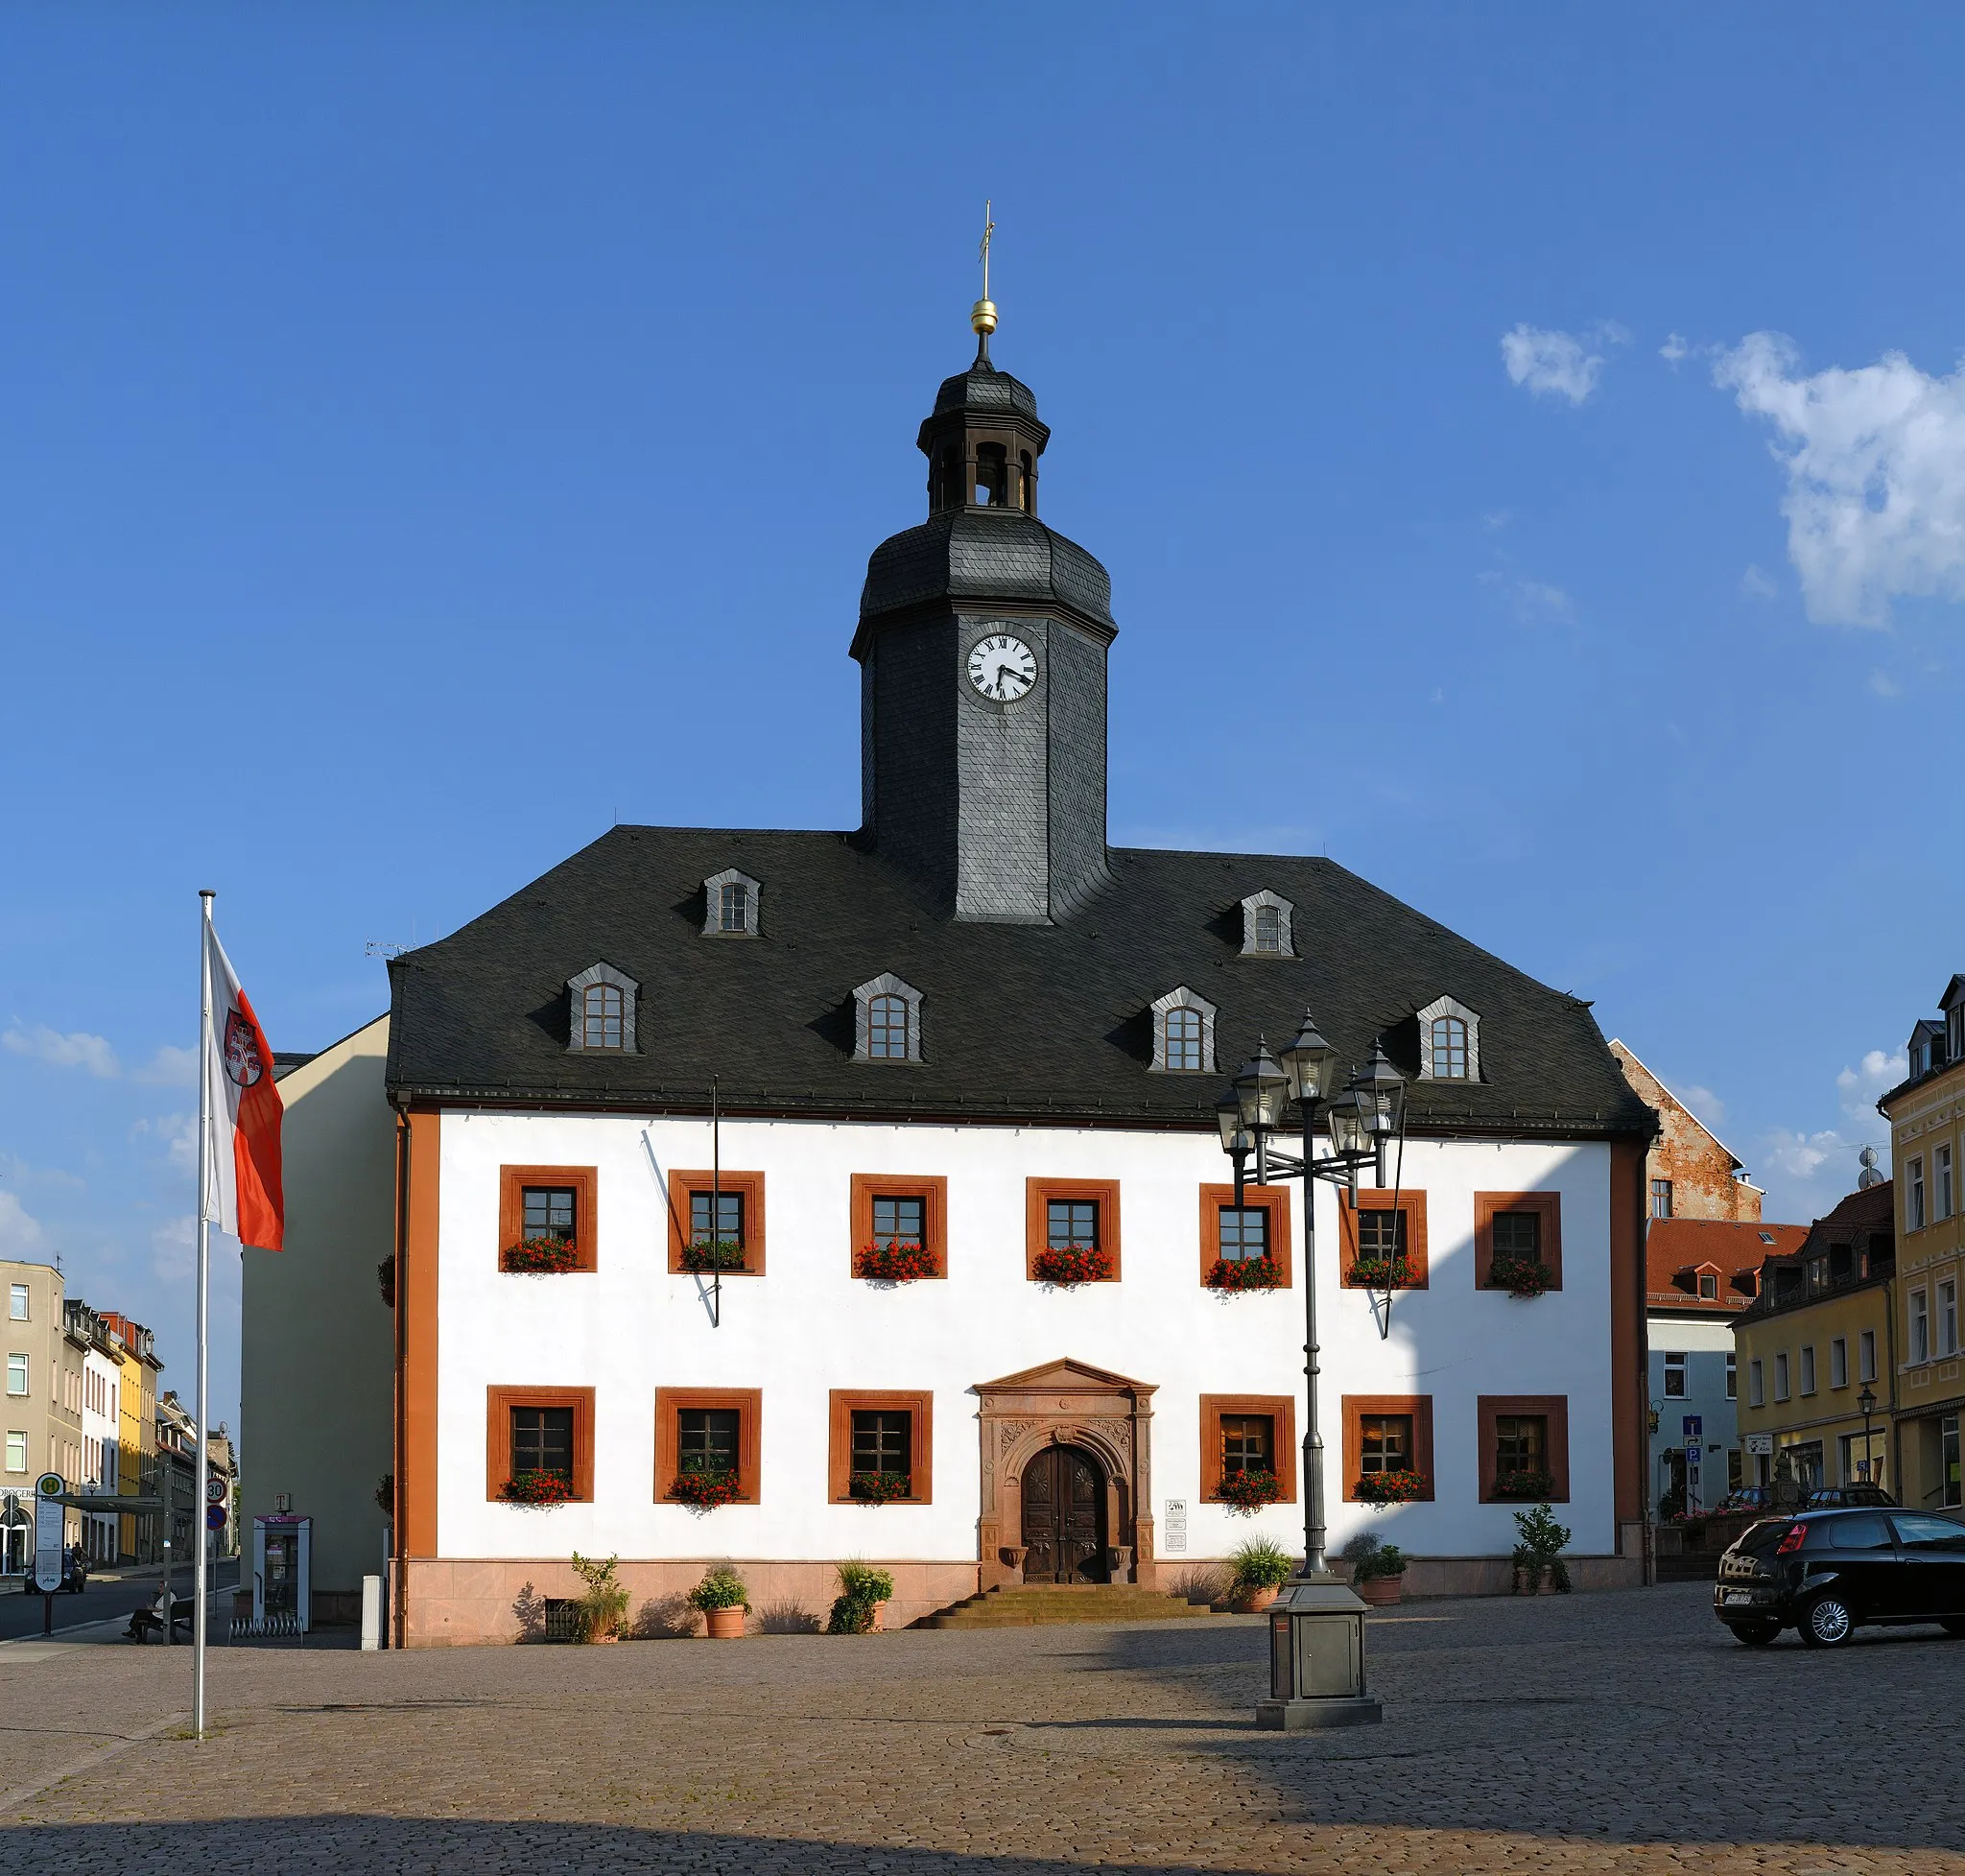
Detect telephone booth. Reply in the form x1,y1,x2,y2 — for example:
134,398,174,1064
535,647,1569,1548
252,1513,312,1633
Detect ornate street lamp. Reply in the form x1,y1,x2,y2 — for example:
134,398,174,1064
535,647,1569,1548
1858,1384,1878,1483
1216,1009,1407,1730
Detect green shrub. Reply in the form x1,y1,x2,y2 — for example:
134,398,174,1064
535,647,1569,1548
1229,1537,1295,1592
686,1565,749,1613
826,1559,895,1633
1340,1532,1408,1582
570,1552,629,1641
1511,1503,1573,1593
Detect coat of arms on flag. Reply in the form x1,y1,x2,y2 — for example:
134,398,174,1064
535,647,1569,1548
223,1009,266,1088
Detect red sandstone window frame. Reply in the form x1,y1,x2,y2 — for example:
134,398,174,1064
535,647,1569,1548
497,1166,598,1273
1477,1393,1571,1503
485,1385,595,1503
848,1174,949,1279
1196,1183,1293,1288
665,1170,768,1275
1473,1192,1564,1292
1025,1178,1122,1280
826,1389,934,1503
1338,1188,1430,1287
1341,1394,1435,1502
654,1387,763,1505
1198,1393,1298,1504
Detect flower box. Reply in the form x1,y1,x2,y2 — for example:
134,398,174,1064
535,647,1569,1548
679,1240,746,1275
1347,1256,1421,1289
1492,1468,1558,1502
500,1469,575,1507
669,1468,743,1509
1486,1256,1553,1297
502,1235,580,1275
1353,1468,1428,1507
854,1241,939,1283
1217,1467,1284,1514
849,1470,912,1504
1205,1256,1283,1292
1032,1243,1113,1286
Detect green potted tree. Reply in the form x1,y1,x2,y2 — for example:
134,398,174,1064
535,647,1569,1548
1227,1537,1294,1612
687,1564,749,1638
572,1552,629,1643
1511,1503,1573,1595
1341,1532,1409,1605
826,1559,896,1632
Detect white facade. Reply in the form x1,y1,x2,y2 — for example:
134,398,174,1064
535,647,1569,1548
432,1109,1617,1570
80,1345,120,1562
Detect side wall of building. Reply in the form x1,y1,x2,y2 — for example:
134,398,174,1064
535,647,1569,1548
1645,1315,1737,1510
242,1016,395,1611
1887,1066,1965,1509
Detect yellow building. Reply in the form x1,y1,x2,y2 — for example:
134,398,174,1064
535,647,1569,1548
1881,981,1965,1511
1733,1182,1896,1498
100,1314,162,1561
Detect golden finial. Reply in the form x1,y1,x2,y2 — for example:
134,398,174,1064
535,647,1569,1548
971,199,998,341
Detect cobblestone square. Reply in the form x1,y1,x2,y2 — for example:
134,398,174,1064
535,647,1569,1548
2,1583,1959,1873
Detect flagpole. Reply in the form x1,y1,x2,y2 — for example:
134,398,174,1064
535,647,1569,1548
194,889,215,1742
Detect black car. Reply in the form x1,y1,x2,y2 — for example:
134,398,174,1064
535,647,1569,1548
1715,1507,1965,1647
1805,1484,1898,1508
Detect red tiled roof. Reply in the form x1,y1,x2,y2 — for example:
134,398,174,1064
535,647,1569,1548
1645,1217,1808,1311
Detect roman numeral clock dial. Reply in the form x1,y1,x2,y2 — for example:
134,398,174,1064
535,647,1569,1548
967,633,1037,702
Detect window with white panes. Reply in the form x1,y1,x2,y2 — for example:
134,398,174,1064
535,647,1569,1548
4,1431,24,1472
1912,1290,1930,1364
1830,1336,1848,1389
1859,1328,1878,1383
8,1283,26,1321
1774,1351,1789,1401
1941,1144,1956,1221
1662,1352,1688,1399
1749,1359,1764,1407
1725,1352,1737,1401
1800,1345,1816,1395
1942,1280,1960,1358
5,1353,26,1396
1909,1157,1927,1230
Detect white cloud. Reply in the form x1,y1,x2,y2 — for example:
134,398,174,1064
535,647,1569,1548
1714,332,1965,627
132,1114,199,1174
1740,563,1777,600
1753,1046,1903,1223
3,1024,119,1078
0,1191,45,1254
1868,669,1902,699
1660,333,1690,366
133,1045,197,1087
1680,1084,1726,1127
1836,1048,1907,1112
1482,509,1512,531
151,1215,196,1283
1502,324,1608,406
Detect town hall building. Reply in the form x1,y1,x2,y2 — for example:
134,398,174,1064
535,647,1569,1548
246,306,1657,1641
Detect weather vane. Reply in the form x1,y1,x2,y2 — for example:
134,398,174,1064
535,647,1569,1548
971,199,998,358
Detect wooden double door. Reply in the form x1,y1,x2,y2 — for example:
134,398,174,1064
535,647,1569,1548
1020,1444,1108,1582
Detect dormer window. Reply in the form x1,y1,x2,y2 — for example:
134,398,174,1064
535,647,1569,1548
701,867,761,938
853,973,923,1063
1149,985,1217,1074
1239,891,1295,958
1416,995,1480,1081
565,962,638,1055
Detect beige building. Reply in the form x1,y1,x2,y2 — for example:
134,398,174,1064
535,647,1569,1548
1880,978,1965,1511
1612,1042,1764,1224
3,1258,87,1571
242,1015,395,1619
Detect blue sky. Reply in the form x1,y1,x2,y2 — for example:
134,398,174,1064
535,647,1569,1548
5,6,1963,1430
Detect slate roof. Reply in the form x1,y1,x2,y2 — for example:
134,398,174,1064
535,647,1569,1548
385,826,1655,1139
857,510,1115,639
1645,1218,1808,1314
1736,1180,1896,1324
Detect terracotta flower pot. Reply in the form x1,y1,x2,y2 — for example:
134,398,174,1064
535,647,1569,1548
869,1600,888,1631
1231,1585,1280,1614
703,1606,746,1639
1356,1573,1404,1606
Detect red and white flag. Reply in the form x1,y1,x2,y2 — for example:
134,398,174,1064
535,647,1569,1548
201,921,285,1251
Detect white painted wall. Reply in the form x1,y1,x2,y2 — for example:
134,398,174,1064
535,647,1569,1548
433,1112,1617,1562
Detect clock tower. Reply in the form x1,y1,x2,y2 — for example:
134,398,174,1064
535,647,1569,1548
851,309,1116,923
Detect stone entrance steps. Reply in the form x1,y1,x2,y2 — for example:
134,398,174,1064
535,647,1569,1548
927,1584,1221,1629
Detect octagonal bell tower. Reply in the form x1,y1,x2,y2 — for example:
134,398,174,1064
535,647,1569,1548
851,305,1116,923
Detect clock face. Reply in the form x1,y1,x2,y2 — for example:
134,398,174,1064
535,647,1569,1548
967,633,1038,702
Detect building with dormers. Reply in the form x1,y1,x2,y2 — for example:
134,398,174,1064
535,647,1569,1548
247,311,1659,1641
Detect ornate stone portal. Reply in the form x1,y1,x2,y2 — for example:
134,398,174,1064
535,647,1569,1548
974,1358,1156,1590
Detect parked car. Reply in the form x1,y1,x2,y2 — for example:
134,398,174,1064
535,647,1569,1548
1805,1484,1898,1508
1714,1508,1965,1647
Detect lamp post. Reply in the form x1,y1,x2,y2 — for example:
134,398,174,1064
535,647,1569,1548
1858,1384,1878,1484
1218,1012,1405,1730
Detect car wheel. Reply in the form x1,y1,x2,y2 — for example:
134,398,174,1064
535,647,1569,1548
1800,1593,1856,1648
1730,1621,1781,1647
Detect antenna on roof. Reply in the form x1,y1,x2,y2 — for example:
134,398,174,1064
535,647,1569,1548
365,940,408,961
1857,1145,1885,1190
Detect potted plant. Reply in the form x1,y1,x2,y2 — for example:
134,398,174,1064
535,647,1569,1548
679,1238,745,1275
826,1559,896,1633
688,1565,749,1638
1347,1255,1420,1289
500,1469,575,1507
1227,1537,1294,1612
854,1241,939,1283
849,1470,911,1504
1511,1503,1573,1595
503,1235,580,1274
1492,1467,1558,1503
669,1459,743,1510
572,1551,629,1643
1217,1467,1284,1515
1031,1243,1114,1286
1204,1257,1284,1292
1341,1532,1409,1605
1353,1467,1428,1508
1486,1255,1553,1298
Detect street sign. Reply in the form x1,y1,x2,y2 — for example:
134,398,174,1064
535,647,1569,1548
1743,1433,1773,1456
206,1472,227,1506
206,1503,227,1532
32,1472,65,1593
1163,1499,1189,1555
1681,1414,1703,1441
